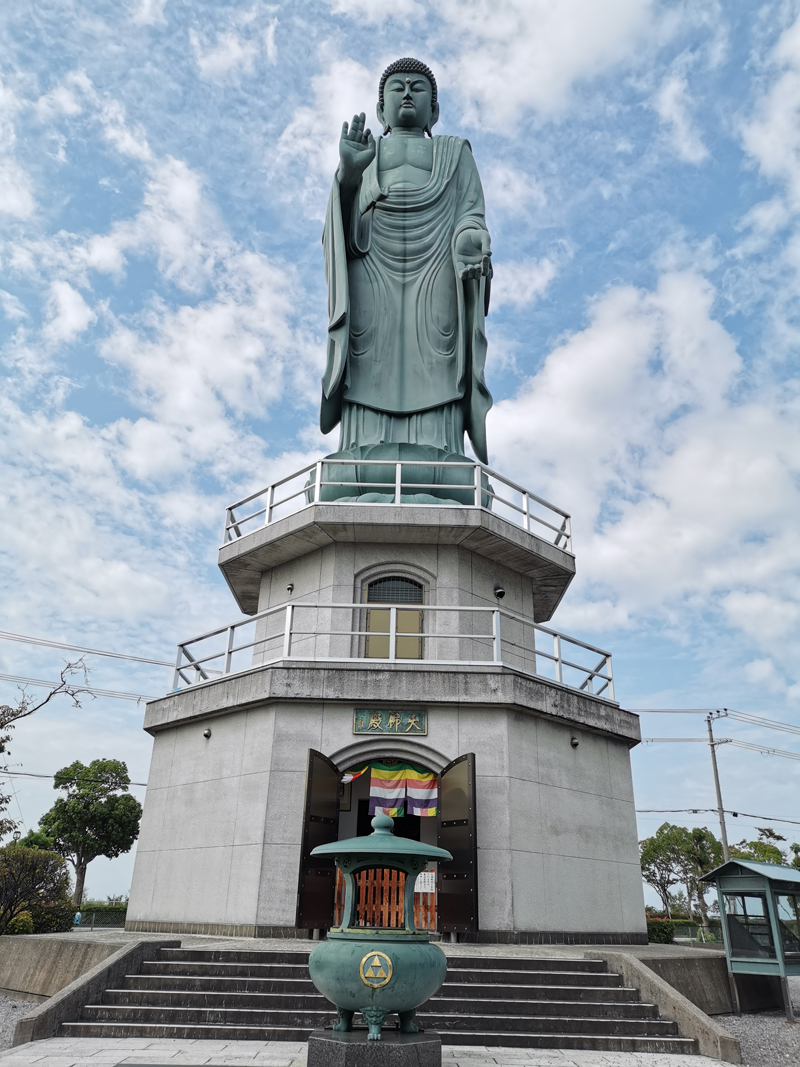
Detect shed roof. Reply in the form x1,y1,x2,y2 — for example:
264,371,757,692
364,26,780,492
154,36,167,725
701,859,800,885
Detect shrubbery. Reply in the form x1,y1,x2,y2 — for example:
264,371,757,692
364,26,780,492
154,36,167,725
0,843,73,936
29,900,75,933
6,911,33,935
646,917,676,944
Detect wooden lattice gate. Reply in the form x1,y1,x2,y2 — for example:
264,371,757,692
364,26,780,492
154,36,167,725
334,868,436,930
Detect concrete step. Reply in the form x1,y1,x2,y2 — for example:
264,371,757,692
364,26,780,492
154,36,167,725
439,982,640,1002
105,988,653,1017
123,974,318,994
82,1003,676,1038
60,1021,698,1055
416,1012,680,1037
81,1005,336,1027
442,956,608,973
428,997,659,1019
141,961,309,979
441,967,623,987
158,949,311,965
104,990,331,1010
418,1031,698,1054
156,949,609,975
61,1022,315,1041
57,947,698,1056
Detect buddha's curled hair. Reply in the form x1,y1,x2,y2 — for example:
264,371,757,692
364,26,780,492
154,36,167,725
378,57,438,110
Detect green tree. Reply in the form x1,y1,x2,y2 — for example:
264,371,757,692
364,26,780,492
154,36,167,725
0,662,90,839
640,823,689,917
640,822,723,923
684,826,724,928
731,826,787,866
39,759,142,905
790,843,800,872
19,829,55,850
0,843,72,935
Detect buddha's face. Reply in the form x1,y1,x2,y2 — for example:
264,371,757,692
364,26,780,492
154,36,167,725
378,72,438,132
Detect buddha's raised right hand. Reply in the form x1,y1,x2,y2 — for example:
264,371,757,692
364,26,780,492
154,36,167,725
338,112,375,189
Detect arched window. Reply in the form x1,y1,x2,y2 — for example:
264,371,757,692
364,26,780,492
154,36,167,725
365,576,423,659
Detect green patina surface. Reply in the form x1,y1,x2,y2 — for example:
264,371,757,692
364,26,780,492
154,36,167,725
308,812,452,1040
319,56,493,493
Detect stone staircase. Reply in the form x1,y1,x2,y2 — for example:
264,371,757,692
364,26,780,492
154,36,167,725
61,947,698,1055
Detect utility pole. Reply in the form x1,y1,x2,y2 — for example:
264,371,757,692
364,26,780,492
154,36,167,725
707,713,730,862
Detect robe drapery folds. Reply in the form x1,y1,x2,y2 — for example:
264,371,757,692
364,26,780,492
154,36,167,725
321,135,493,464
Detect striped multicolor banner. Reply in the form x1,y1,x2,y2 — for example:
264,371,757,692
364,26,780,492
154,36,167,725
365,761,438,817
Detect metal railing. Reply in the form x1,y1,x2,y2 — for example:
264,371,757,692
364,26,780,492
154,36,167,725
223,459,572,553
172,601,613,702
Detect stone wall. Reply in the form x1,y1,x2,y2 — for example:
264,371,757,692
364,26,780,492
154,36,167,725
0,937,119,1002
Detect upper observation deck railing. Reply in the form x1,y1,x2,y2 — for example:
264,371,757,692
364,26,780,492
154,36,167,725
222,459,573,553
171,602,614,703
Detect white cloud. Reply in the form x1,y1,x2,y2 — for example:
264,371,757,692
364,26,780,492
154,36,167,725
653,73,709,164
328,0,425,23
0,290,27,322
0,80,35,218
741,14,800,206
43,281,96,343
491,254,563,309
191,30,260,80
99,99,153,162
272,56,378,211
264,18,278,63
488,270,800,684
132,0,168,26
436,0,658,129
482,162,547,216
101,251,310,483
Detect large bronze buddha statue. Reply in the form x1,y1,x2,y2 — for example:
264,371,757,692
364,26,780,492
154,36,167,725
319,58,493,498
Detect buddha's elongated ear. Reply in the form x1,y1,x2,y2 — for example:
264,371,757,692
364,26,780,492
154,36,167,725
376,101,386,132
430,100,440,130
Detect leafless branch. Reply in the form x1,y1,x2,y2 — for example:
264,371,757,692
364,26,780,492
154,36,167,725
0,659,94,730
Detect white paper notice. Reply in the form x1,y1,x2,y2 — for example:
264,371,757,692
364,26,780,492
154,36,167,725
415,870,436,894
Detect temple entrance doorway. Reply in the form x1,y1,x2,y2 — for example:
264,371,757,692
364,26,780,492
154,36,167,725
295,749,478,937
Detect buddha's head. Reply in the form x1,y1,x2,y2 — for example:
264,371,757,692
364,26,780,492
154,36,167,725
377,57,439,136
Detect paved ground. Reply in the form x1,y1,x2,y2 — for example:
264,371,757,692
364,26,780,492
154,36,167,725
0,1037,728,1067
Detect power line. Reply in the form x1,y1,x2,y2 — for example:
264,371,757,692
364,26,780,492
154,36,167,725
0,673,155,703
636,807,800,827
634,707,800,737
642,736,800,761
729,738,800,762
0,629,173,668
0,769,147,787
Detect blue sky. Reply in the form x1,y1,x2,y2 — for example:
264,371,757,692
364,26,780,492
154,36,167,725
1,0,799,902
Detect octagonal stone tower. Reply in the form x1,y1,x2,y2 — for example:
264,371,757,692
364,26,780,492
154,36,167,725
127,460,647,943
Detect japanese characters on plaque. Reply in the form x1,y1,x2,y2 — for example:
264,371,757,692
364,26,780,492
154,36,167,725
353,709,428,735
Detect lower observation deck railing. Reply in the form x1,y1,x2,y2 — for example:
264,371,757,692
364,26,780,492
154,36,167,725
171,602,614,702
223,459,572,553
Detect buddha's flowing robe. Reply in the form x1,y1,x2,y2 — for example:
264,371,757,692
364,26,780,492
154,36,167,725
320,135,493,463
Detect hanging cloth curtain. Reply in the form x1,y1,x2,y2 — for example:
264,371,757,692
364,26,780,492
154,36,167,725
369,761,407,816
368,761,438,817
405,765,438,817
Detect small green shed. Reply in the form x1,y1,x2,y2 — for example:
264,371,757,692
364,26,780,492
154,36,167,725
701,859,800,1021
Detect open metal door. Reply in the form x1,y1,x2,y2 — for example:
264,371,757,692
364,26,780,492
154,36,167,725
295,749,340,930
437,752,478,934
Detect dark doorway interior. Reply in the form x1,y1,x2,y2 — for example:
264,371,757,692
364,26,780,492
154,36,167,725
357,797,421,841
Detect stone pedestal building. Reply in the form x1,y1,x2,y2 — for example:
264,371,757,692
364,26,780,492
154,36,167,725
127,462,647,943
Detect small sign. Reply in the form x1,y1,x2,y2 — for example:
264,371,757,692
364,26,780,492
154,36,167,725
415,870,436,894
353,709,427,735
